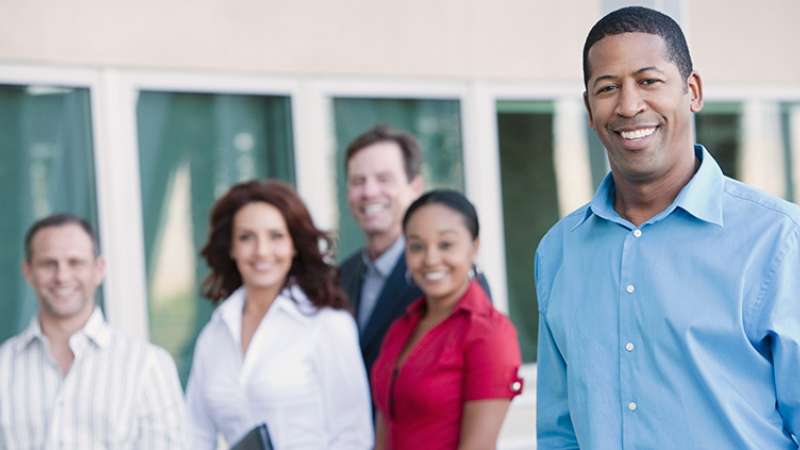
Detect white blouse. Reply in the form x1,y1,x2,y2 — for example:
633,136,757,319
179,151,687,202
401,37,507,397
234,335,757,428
185,284,373,449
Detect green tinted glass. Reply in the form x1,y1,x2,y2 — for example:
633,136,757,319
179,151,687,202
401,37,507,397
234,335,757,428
137,91,294,384
496,100,561,362
333,97,464,260
695,102,742,180
0,84,99,342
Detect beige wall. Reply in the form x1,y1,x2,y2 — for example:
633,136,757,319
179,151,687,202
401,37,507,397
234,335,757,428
3,0,798,86
2,0,593,81
689,0,800,86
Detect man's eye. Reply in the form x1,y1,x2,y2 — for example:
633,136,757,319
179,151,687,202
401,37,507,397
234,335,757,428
596,85,616,94
439,241,453,250
640,78,661,86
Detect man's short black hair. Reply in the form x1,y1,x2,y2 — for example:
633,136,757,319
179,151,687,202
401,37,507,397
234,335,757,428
24,213,99,262
583,6,693,87
344,124,423,182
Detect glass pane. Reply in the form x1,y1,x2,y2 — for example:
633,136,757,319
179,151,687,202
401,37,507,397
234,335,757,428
780,102,799,202
137,91,295,384
0,84,99,342
332,97,464,259
695,102,742,180
496,100,561,362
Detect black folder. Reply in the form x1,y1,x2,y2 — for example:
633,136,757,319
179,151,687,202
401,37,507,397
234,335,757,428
230,423,275,450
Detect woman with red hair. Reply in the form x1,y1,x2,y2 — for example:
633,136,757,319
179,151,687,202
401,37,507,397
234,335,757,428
186,180,372,449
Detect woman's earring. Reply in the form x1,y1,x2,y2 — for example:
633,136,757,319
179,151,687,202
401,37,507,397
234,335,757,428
469,264,478,280
404,269,413,285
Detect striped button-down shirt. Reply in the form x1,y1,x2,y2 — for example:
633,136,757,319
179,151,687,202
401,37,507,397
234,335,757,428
0,308,186,449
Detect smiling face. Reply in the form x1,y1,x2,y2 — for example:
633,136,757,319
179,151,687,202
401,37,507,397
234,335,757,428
23,224,105,324
230,202,295,295
346,141,423,249
584,32,703,185
404,203,479,307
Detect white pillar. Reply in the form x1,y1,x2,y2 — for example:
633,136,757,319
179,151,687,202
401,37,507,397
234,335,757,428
292,83,338,231
740,100,786,198
93,70,150,339
790,104,800,202
553,98,594,217
462,82,509,314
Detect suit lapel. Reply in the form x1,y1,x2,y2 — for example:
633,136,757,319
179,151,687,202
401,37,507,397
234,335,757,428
341,254,367,314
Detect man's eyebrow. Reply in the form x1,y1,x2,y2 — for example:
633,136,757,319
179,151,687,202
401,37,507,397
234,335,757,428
635,66,664,75
591,66,665,88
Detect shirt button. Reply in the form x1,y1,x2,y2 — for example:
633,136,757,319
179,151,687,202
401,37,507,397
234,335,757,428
510,380,523,392
628,402,638,411
626,284,635,294
633,229,642,237
625,342,635,352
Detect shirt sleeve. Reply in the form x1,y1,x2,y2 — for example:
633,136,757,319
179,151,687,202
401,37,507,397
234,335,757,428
536,314,579,449
752,227,800,438
184,334,218,450
135,346,188,450
314,311,374,450
463,314,523,401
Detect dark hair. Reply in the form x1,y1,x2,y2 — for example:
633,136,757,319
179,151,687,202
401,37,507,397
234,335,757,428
402,189,479,240
583,6,693,87
345,124,423,182
200,180,348,309
25,213,99,262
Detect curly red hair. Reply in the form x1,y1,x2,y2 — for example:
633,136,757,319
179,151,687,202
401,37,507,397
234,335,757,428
200,180,347,310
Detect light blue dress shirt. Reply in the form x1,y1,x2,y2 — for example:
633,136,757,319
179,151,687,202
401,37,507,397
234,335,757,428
535,146,800,449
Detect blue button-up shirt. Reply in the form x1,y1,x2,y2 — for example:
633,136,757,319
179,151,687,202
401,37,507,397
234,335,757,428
535,146,800,449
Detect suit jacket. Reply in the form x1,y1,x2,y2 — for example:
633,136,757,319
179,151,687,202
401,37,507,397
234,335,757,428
340,248,493,379
340,249,421,378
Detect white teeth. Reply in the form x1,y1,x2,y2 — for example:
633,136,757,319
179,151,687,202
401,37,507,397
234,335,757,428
363,203,385,215
253,262,273,271
620,127,656,140
424,271,446,281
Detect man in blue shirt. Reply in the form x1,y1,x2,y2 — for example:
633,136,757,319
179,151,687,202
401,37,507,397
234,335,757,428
535,6,800,449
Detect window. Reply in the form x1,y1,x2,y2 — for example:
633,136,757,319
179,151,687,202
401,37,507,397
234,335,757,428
137,91,295,383
780,102,800,202
0,84,99,341
695,102,742,179
496,100,561,362
332,97,464,259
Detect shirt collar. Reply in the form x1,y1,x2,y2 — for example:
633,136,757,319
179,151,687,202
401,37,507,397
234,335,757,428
406,280,491,317
216,282,315,344
362,236,405,277
14,307,111,353
573,145,724,231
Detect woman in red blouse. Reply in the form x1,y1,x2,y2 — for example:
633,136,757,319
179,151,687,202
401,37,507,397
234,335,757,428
371,189,523,450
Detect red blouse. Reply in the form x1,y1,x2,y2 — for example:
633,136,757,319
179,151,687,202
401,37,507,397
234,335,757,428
370,280,523,450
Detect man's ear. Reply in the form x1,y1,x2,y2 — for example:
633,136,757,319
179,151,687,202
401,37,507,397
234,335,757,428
93,255,107,284
21,260,32,284
688,71,704,113
410,175,424,196
584,91,596,129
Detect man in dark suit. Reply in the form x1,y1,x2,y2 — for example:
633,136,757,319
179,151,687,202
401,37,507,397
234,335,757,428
340,125,492,379
339,125,425,376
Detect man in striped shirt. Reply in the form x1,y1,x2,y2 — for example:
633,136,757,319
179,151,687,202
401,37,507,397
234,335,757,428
0,214,186,449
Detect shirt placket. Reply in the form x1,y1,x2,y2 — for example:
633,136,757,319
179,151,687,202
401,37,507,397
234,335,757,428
618,226,643,450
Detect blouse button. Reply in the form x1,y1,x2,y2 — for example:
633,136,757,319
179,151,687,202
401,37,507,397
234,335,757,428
510,380,523,393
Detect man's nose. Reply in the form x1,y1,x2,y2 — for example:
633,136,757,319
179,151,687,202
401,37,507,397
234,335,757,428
615,82,646,117
362,177,380,196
